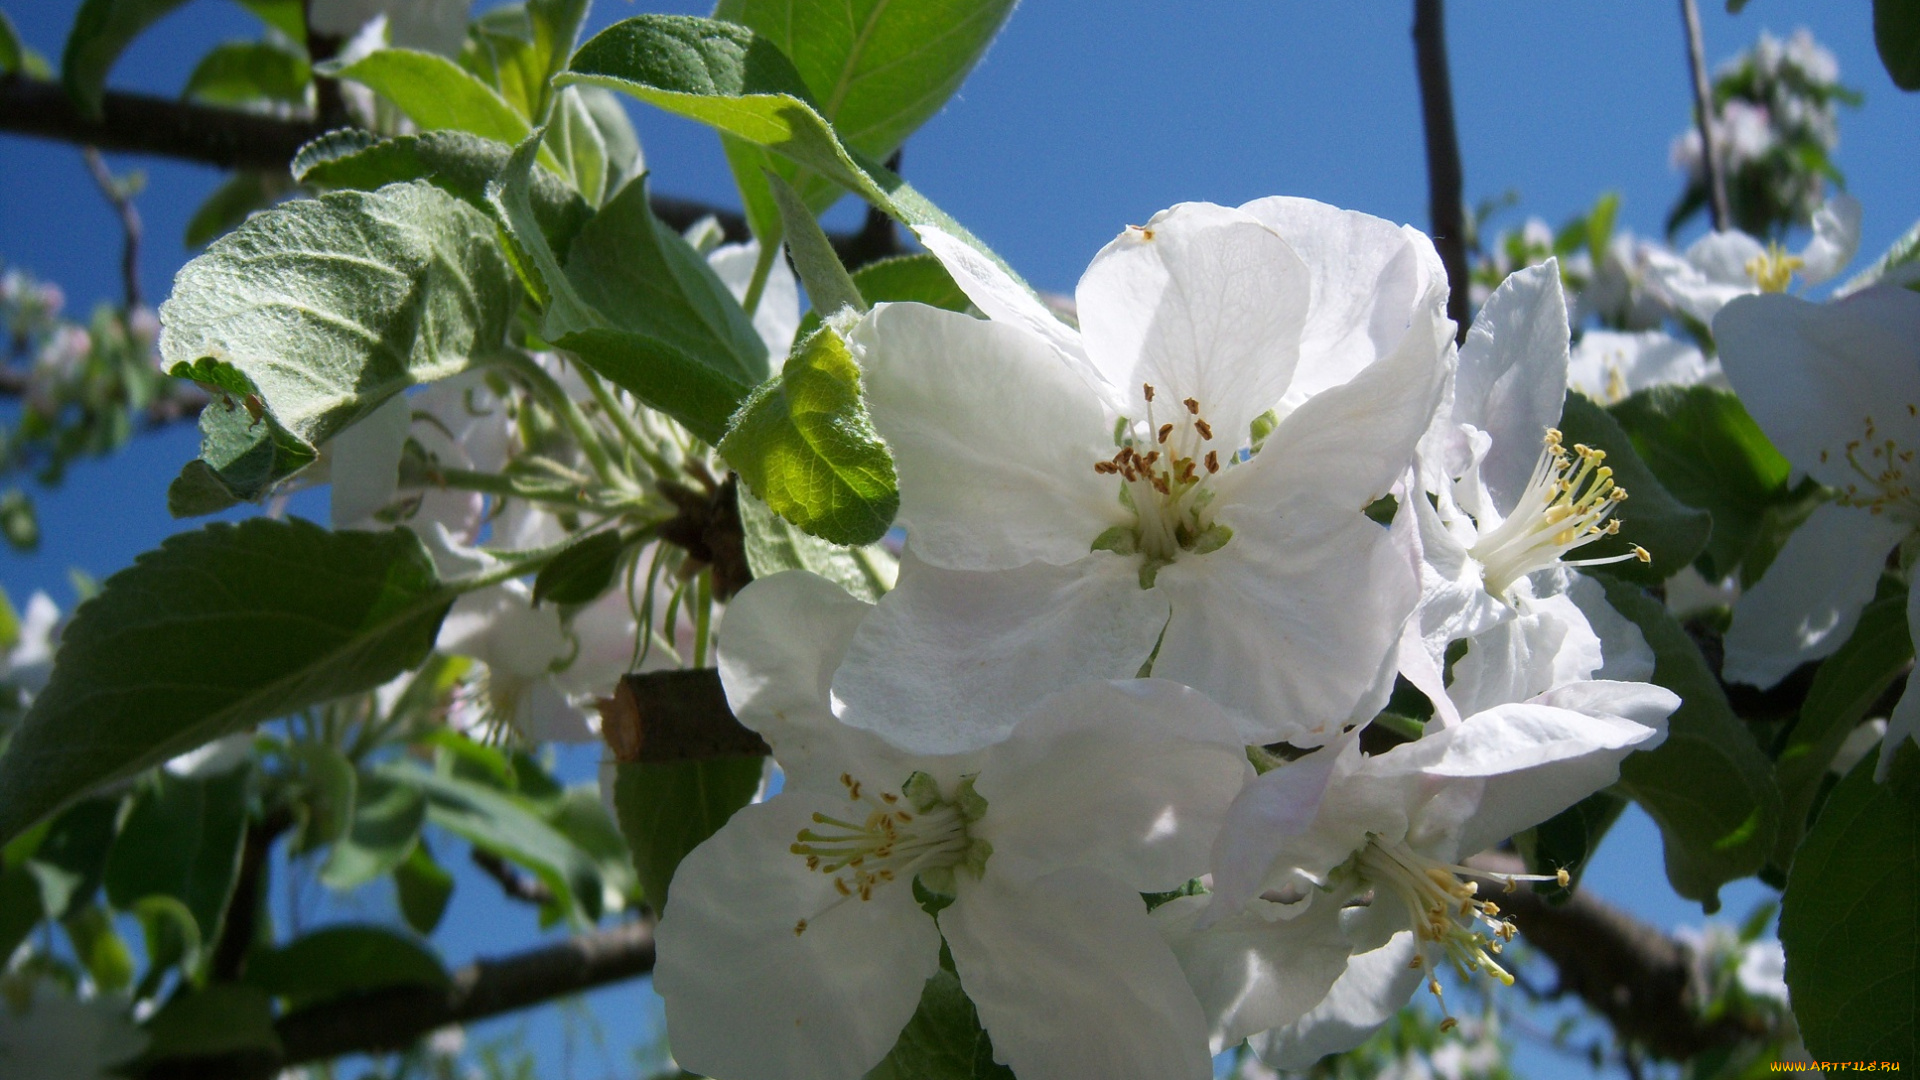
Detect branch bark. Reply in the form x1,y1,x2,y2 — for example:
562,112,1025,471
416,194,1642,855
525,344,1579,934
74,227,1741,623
598,669,770,764
82,147,144,310
1679,0,1732,232
1411,0,1470,343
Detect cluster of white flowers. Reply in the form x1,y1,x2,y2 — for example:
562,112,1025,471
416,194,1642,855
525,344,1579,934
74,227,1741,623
652,199,1682,1078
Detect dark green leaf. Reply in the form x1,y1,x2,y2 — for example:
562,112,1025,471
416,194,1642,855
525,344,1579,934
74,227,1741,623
610,754,762,911
0,862,42,961
560,15,1021,284
24,795,122,919
182,39,310,106
737,487,893,602
1876,0,1920,90
0,518,452,845
103,766,251,943
0,9,25,75
864,967,1015,1080
720,326,898,545
1514,788,1628,900
1609,385,1806,583
767,169,865,318
1781,747,1920,1062
557,329,751,447
546,784,639,907
0,487,38,551
328,48,532,146
794,252,971,341
533,528,630,605
140,984,282,1061
383,762,603,924
287,740,356,855
232,0,305,42
1773,596,1914,869
1602,577,1781,911
394,839,454,933
1556,392,1711,585
63,903,136,991
293,129,593,261
462,0,591,122
131,895,202,997
161,182,517,506
184,171,285,249
320,770,426,890
246,923,449,1008
62,0,194,118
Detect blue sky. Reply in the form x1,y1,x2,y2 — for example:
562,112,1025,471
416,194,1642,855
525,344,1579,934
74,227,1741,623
1,0,1912,1075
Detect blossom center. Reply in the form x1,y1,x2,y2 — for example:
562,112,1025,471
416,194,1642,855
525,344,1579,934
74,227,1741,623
789,771,989,934
1468,428,1648,598
1091,383,1237,586
1353,836,1566,1031
1744,242,1804,294
1819,410,1920,524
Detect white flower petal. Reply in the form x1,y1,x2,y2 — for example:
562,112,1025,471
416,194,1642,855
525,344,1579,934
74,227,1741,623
1077,202,1310,442
328,392,410,528
974,680,1249,890
1153,507,1414,745
912,226,1101,393
655,798,942,1080
1643,234,1761,325
1567,329,1716,405
1250,931,1423,1071
1155,893,1352,1052
1715,285,1920,492
833,554,1167,754
1234,197,1443,406
1722,502,1908,687
1446,592,1603,717
854,303,1125,570
1205,736,1352,916
1567,571,1655,681
1876,583,1920,781
709,241,800,362
1798,194,1861,285
942,868,1214,1080
437,582,567,678
1453,261,1570,512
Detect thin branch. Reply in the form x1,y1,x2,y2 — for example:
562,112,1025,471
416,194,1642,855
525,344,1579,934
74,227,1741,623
1471,852,1766,1060
470,848,557,906
81,147,144,310
1411,0,1470,343
145,919,657,1079
1680,0,1732,232
208,807,295,982
0,76,328,171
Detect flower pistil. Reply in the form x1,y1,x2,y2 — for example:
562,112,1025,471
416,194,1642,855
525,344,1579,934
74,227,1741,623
789,771,990,934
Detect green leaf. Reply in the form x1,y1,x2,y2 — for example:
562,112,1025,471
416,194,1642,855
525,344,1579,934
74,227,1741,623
140,983,282,1061
559,15,1022,285
767,169,865,318
532,528,630,606
160,181,517,506
720,326,898,545
1601,577,1781,911
245,923,449,1008
0,10,25,76
1608,385,1807,583
546,784,640,910
1839,217,1920,296
393,839,454,933
184,171,284,249
61,0,194,118
327,48,534,147
0,518,453,846
63,903,137,991
22,795,121,919
1876,0,1920,90
287,740,356,855
382,762,604,924
294,129,592,261
131,895,203,997
1773,595,1914,869
232,0,305,42
103,766,251,943
0,862,42,961
610,754,763,911
1555,392,1711,585
0,488,37,551
794,252,972,341
864,967,1015,1080
182,39,310,106
737,487,893,602
320,770,426,889
1514,788,1628,901
1781,748,1920,1063
712,0,1016,239
556,329,752,447
462,0,592,122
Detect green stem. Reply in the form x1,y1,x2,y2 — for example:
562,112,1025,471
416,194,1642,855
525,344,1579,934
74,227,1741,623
574,365,675,479
407,464,635,513
489,349,624,488
692,568,714,668
741,236,779,317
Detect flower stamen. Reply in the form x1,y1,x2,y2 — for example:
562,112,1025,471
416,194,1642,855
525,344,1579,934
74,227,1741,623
788,772,984,935
1091,384,1240,578
1469,428,1647,597
1823,413,1920,522
1745,242,1804,294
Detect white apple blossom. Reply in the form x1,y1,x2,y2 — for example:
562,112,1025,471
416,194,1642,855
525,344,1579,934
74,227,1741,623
836,198,1451,753
1642,195,1861,326
1714,282,1920,776
1402,263,1653,721
1567,329,1719,405
1168,675,1674,1065
654,570,1252,1080
310,0,472,58
0,978,146,1080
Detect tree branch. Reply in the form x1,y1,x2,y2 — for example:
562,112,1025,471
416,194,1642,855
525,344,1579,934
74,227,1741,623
147,919,657,1079
1679,0,1732,232
1471,852,1766,1060
82,147,144,310
598,669,770,764
470,848,557,907
1411,0,1470,343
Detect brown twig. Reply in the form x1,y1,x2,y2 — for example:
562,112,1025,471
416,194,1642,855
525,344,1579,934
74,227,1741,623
470,847,557,906
208,806,296,982
598,669,770,765
81,147,144,310
1680,0,1732,232
1411,0,1470,343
